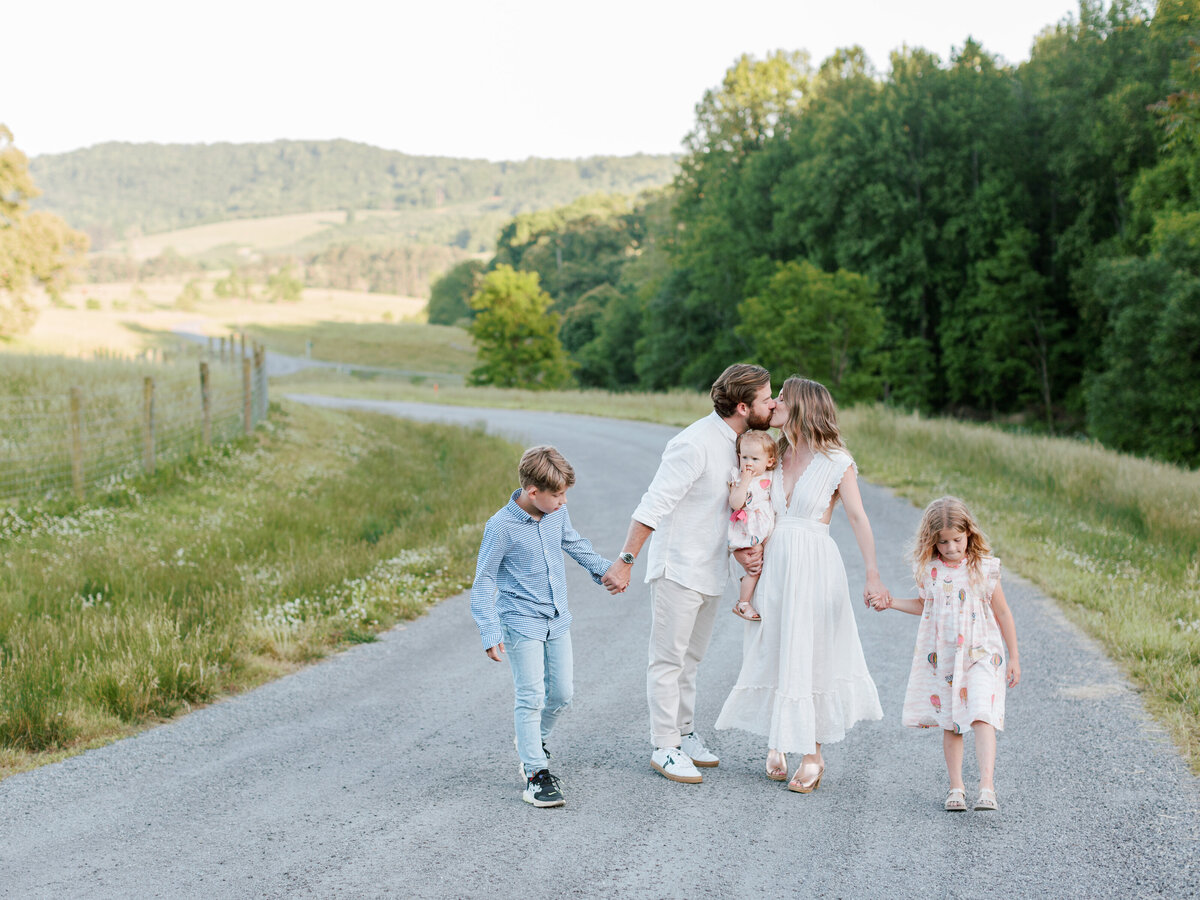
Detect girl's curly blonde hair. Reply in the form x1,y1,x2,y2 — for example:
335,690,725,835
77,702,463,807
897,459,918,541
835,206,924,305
910,496,992,585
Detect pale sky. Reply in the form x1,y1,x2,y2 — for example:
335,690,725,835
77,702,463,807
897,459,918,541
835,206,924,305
5,0,1082,161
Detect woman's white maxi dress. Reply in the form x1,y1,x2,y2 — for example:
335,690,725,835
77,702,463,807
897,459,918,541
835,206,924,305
715,449,882,754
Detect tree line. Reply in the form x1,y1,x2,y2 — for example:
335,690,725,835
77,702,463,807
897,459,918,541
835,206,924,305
28,140,679,250
434,0,1200,467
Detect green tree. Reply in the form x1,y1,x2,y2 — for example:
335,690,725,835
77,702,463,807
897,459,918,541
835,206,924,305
266,265,304,302
468,265,572,389
737,259,886,403
0,125,88,337
175,278,204,311
427,259,485,325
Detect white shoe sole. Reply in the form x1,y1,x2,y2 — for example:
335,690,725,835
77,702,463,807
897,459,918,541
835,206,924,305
523,794,565,808
651,760,703,783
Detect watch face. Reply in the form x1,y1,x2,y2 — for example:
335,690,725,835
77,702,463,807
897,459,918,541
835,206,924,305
620,553,635,564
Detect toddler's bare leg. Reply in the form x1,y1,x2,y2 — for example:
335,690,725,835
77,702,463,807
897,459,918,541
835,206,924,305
732,570,761,620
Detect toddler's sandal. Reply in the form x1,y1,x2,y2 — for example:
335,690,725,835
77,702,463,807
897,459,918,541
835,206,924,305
974,788,998,811
944,788,967,811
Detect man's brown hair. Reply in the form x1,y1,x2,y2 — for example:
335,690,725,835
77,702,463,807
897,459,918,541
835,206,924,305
518,445,576,492
711,364,771,418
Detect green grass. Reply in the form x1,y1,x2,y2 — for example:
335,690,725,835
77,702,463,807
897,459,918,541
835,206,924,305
0,400,519,776
0,350,248,508
274,371,1200,771
243,322,477,377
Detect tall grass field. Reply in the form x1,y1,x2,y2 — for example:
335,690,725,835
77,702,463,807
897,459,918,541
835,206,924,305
280,373,1200,770
0,400,518,776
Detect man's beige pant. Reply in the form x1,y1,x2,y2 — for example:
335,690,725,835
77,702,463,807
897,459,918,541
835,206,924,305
647,577,721,749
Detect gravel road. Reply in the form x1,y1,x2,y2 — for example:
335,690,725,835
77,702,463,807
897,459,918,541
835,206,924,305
2,396,1196,899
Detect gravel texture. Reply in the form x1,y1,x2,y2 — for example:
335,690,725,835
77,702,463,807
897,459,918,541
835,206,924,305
2,396,1196,899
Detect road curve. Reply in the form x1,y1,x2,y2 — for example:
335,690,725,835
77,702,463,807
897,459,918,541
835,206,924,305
1,396,1195,898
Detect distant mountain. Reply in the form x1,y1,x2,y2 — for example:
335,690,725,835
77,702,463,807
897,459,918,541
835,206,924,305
29,140,679,248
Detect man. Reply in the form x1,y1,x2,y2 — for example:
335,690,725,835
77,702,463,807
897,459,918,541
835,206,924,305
603,364,774,783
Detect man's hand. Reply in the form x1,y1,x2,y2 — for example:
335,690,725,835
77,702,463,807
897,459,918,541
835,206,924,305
602,561,631,594
485,643,505,662
732,544,763,576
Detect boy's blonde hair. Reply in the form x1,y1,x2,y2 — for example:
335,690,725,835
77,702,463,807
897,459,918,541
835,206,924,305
735,430,779,470
775,376,846,458
519,445,576,492
911,496,992,585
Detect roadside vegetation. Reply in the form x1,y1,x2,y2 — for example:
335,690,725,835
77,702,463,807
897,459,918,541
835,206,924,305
0,400,518,777
277,371,1200,771
240,321,477,377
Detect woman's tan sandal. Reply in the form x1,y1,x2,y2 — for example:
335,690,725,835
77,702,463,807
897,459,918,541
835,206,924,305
974,788,998,811
766,751,788,781
944,788,967,811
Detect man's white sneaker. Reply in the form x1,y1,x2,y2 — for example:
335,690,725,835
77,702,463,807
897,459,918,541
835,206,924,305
651,747,703,783
680,732,719,767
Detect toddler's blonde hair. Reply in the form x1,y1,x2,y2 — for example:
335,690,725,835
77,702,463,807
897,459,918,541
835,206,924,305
735,430,779,470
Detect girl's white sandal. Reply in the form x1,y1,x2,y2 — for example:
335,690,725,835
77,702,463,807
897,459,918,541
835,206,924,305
944,788,967,811
974,788,998,811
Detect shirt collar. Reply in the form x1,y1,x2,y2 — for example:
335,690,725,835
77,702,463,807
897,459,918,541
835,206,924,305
504,488,565,524
710,411,739,443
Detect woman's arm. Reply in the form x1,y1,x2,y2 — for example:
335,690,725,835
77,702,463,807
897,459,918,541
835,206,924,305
837,465,887,603
989,581,1021,687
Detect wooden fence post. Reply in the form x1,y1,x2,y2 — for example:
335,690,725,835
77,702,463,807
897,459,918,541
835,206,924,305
242,357,253,435
199,361,212,446
219,336,227,364
70,386,85,500
207,336,214,358
143,376,156,474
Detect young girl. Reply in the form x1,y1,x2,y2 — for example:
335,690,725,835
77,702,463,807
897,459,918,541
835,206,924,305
876,497,1020,811
727,430,778,621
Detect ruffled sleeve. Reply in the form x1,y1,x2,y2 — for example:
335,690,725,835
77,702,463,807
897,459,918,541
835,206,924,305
727,465,742,487
983,556,1002,602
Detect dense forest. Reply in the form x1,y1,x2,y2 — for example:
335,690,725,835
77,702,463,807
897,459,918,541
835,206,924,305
432,0,1200,466
28,141,679,248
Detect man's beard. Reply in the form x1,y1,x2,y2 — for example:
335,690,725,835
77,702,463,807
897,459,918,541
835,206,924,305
746,408,773,430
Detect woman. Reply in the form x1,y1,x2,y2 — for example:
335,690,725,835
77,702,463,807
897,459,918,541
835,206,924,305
714,376,886,792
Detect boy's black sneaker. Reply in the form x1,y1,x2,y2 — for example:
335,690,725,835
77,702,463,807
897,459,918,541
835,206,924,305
523,769,565,808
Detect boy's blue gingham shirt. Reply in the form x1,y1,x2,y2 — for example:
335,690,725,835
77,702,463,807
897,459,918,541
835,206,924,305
470,489,612,650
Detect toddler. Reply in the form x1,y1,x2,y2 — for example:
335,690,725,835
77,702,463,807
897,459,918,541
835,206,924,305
727,430,778,621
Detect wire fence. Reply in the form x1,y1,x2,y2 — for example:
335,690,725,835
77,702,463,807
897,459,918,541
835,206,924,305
1,337,269,508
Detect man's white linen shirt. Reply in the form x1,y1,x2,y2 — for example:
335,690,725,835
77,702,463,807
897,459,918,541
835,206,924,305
632,411,739,595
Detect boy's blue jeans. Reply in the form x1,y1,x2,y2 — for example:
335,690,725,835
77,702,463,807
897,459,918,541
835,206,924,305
503,624,573,778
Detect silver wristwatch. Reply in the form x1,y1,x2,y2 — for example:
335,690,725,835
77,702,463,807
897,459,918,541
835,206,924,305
619,552,635,564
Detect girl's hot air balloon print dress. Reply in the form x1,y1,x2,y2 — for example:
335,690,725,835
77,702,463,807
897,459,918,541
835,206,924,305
901,555,1007,733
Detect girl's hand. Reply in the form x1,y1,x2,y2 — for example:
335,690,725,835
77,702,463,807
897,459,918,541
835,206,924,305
870,593,892,611
1006,657,1021,688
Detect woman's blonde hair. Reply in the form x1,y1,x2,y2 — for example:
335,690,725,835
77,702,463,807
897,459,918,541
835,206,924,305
911,496,992,584
735,430,779,470
775,376,846,459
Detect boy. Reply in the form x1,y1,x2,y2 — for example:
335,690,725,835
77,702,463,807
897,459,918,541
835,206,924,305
470,445,618,808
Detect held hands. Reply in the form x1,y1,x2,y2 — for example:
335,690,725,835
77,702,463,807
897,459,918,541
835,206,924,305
863,576,891,611
601,561,631,594
485,642,505,662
